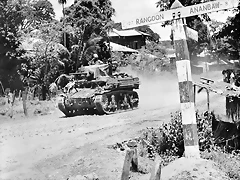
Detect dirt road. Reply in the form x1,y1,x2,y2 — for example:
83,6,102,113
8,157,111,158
0,71,224,180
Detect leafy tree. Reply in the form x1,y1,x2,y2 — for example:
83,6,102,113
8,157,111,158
143,41,167,56
216,8,240,59
204,20,230,61
0,0,26,89
64,0,115,69
20,21,71,99
33,22,70,77
212,38,233,61
15,0,55,32
133,41,170,72
68,35,111,68
187,18,210,58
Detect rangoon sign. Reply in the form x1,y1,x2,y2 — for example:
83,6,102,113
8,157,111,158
122,0,239,29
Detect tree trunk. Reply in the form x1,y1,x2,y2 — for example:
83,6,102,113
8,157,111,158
42,84,47,101
76,42,86,71
75,26,86,71
8,91,15,118
32,86,35,100
62,3,67,48
19,90,22,101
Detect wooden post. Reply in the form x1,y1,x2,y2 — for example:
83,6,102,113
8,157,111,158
149,156,162,180
127,140,138,172
121,149,134,180
206,89,210,112
171,0,200,158
22,88,28,116
9,91,16,118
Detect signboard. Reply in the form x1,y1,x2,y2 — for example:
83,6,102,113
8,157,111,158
122,0,239,29
185,26,198,41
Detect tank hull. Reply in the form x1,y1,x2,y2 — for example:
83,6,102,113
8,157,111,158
57,89,139,117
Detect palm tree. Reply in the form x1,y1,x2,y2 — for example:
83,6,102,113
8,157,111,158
58,0,67,47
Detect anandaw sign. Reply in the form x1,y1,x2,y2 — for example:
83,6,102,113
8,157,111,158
122,0,238,29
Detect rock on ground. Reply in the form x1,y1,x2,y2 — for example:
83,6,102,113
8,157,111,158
161,157,229,180
136,157,229,180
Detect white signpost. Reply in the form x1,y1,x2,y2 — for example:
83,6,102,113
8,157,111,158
122,0,238,29
121,0,239,159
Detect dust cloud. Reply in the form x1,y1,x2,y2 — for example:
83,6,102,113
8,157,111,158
136,72,180,110
121,67,180,111
121,66,222,111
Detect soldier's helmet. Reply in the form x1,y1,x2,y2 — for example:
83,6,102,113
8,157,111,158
93,54,98,58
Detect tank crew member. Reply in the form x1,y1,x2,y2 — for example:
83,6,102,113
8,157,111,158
89,54,99,65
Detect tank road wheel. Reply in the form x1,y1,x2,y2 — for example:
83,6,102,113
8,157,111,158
109,95,117,112
122,94,130,110
100,94,112,113
131,91,139,108
102,96,109,111
95,91,139,115
68,110,74,117
94,95,106,115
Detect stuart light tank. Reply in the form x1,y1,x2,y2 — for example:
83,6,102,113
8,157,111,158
57,63,140,117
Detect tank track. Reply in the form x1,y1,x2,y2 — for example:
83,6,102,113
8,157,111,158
94,90,139,115
57,96,96,117
57,90,139,117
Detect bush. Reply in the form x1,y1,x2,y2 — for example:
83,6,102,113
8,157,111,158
139,111,217,166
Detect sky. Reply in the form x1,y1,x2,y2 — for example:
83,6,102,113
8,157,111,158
50,0,235,41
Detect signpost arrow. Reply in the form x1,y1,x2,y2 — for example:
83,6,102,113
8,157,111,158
185,26,198,41
122,0,239,29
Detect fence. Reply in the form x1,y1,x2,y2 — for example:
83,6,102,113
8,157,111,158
194,77,240,122
1,85,60,118
1,89,28,118
121,140,162,180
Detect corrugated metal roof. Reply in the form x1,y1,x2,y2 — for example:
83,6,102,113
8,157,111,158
110,42,138,53
211,60,229,65
108,31,119,37
109,28,150,37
